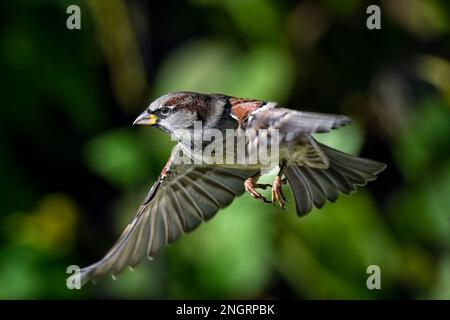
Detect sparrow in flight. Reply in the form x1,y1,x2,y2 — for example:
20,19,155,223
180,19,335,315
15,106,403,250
69,91,386,287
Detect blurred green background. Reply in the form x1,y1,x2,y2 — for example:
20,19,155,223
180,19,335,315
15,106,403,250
0,0,449,299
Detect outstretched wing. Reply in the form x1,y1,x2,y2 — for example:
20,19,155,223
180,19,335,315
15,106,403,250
247,107,351,137
68,145,258,287
242,107,351,169
227,96,350,136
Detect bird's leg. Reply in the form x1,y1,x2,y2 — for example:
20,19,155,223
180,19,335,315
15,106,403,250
244,174,272,204
272,162,287,209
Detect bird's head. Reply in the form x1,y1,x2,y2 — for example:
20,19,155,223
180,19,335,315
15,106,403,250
133,91,226,135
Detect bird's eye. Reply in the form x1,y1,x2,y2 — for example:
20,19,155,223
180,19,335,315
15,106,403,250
160,106,171,116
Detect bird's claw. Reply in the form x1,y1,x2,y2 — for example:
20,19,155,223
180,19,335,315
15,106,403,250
244,178,271,203
272,176,286,209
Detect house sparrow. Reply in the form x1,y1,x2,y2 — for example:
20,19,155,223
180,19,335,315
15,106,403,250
68,91,386,287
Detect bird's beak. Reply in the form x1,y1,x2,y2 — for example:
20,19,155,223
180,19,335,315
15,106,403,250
133,111,158,126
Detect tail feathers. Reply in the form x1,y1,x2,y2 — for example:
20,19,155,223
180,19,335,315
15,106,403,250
284,143,386,216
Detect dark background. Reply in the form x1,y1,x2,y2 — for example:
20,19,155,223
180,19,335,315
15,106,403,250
0,0,449,299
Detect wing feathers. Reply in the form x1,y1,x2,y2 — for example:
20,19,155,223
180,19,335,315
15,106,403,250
190,170,237,198
176,180,205,221
167,188,187,233
284,143,386,216
185,175,221,208
69,158,258,287
247,108,351,138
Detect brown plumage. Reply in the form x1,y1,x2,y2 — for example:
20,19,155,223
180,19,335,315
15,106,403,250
229,97,264,124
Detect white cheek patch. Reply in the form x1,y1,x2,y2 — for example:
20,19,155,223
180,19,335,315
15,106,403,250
160,110,196,131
